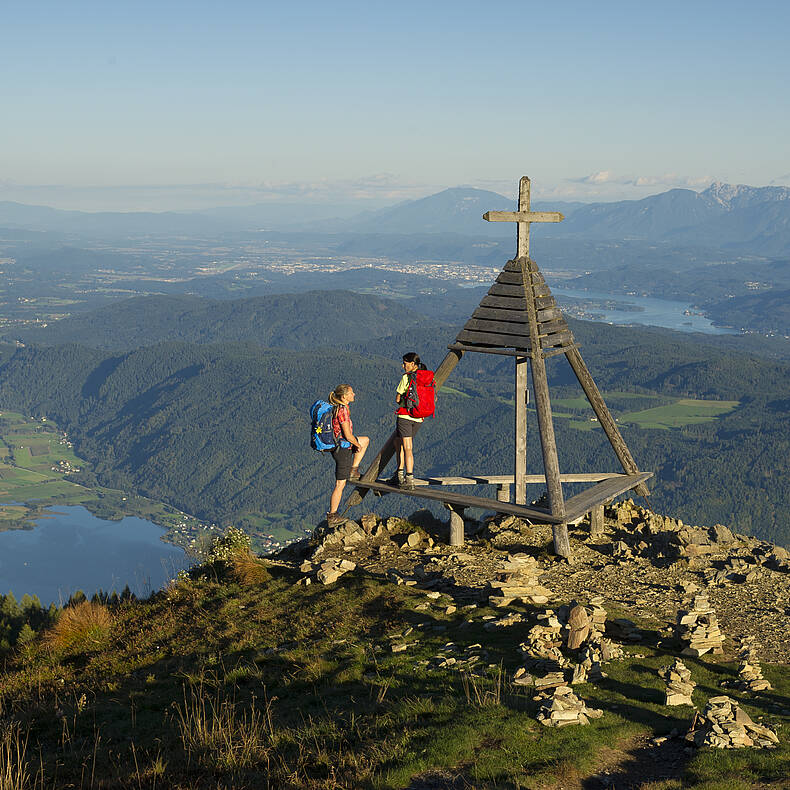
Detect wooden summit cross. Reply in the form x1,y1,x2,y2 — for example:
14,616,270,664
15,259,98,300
347,176,651,558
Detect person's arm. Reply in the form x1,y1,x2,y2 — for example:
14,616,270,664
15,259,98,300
395,374,408,407
339,411,361,449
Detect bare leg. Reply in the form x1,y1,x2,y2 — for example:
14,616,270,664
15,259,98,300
402,436,414,475
352,435,369,469
329,479,347,514
395,436,404,471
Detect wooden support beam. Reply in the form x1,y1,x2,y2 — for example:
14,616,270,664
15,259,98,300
515,355,527,504
563,472,653,521
445,503,466,546
590,504,605,539
496,484,511,503
484,210,564,224
564,347,650,498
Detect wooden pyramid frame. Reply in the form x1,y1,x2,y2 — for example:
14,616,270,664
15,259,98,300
348,176,651,557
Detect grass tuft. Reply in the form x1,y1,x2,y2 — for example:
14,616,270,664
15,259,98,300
230,547,272,586
0,722,30,790
44,601,112,653
174,684,275,770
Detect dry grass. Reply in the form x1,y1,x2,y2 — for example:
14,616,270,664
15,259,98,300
174,684,275,770
461,667,504,708
0,722,30,790
44,601,112,653
230,547,272,586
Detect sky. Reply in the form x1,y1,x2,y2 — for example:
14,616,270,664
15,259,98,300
1,0,789,211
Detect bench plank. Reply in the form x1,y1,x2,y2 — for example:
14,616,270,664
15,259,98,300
353,480,561,522
563,472,653,521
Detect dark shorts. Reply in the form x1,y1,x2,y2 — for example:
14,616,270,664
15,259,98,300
331,445,354,480
396,417,422,439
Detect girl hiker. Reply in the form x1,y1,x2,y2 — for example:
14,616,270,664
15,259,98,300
389,352,433,490
326,384,369,525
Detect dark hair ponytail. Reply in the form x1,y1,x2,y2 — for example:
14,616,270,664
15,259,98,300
402,351,426,370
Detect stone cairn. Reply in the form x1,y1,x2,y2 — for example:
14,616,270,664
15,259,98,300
576,637,624,682
724,637,772,692
535,682,603,728
518,611,568,671
488,553,553,607
677,594,725,657
686,697,779,749
659,658,696,706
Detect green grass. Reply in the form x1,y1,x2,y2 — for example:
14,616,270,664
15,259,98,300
1,559,787,789
619,399,740,430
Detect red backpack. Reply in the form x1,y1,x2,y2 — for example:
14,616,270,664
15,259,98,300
403,369,436,418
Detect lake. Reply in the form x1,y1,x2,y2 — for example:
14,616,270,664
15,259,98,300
553,287,739,335
0,506,190,605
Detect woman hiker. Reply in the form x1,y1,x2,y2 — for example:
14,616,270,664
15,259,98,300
389,352,428,491
327,384,369,525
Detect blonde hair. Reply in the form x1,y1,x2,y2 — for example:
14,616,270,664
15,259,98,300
329,384,352,406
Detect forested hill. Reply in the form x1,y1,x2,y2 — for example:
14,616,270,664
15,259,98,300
8,291,436,351
0,324,789,545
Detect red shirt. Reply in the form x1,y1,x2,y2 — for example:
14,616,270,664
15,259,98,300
332,405,351,441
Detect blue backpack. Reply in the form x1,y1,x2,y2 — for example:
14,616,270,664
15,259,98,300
310,400,351,452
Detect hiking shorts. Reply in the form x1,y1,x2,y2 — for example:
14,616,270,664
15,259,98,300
396,416,422,439
331,446,354,480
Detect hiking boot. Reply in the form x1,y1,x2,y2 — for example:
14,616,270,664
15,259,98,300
386,470,405,487
400,474,415,491
326,511,346,526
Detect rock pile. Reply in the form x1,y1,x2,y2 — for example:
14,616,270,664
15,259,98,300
315,558,357,584
659,658,695,706
686,697,779,749
577,638,623,681
518,611,568,669
677,594,725,656
704,557,762,586
488,553,553,607
535,684,603,727
730,638,772,692
565,598,607,648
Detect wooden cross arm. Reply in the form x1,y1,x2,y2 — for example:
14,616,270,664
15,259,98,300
483,210,564,223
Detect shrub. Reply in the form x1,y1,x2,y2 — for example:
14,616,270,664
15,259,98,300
230,548,272,586
44,601,112,653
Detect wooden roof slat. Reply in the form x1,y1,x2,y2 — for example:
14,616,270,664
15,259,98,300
456,328,532,348
447,343,526,357
479,294,527,310
534,295,556,310
471,306,530,322
463,317,531,336
488,283,530,298
504,260,545,282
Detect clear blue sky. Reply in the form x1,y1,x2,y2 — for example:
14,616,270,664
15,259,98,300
2,0,788,210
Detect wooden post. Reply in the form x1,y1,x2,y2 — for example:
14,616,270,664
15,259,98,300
589,504,605,538
496,483,511,503
513,178,532,506
564,347,650,498
514,356,528,504
346,348,464,509
519,257,569,557
446,504,465,546
552,523,571,559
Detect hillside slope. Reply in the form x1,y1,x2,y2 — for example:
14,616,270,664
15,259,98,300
1,504,789,788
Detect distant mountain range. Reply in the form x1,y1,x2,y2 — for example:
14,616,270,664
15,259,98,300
1,182,789,254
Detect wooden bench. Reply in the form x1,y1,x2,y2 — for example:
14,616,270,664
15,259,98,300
351,471,653,546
